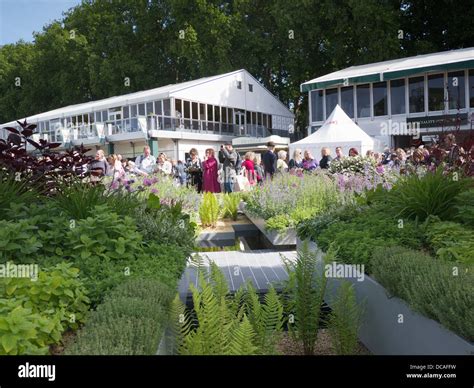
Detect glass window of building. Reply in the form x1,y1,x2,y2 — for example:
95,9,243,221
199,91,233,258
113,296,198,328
207,104,213,121
470,70,474,108
373,82,387,116
222,107,227,123
138,104,145,116
249,84,253,92
89,113,95,124
199,103,206,120
409,76,425,113
131,105,137,118
146,102,154,115
447,71,465,110
102,110,108,121
390,79,406,115
214,106,220,122
183,101,190,118
356,84,370,118
123,106,129,119
252,112,256,125
155,100,162,115
227,108,233,123
237,81,242,89
95,112,101,122
428,73,445,111
175,99,182,116
325,88,338,118
246,111,251,125
311,90,324,122
192,102,198,120
341,86,354,118
163,99,171,116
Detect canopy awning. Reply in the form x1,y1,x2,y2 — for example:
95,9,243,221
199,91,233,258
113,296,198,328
301,47,474,92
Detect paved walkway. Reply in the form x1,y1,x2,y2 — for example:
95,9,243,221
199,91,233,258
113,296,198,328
178,250,297,298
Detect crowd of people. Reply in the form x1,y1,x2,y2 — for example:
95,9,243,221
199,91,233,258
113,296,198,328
87,133,471,192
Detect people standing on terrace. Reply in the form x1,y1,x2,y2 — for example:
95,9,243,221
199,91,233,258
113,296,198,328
186,148,203,193
262,141,277,179
157,153,172,176
135,146,156,176
241,152,257,185
302,150,318,171
89,149,109,182
334,146,344,161
218,142,239,193
277,150,288,173
348,147,359,157
202,148,221,193
319,147,332,169
289,148,303,170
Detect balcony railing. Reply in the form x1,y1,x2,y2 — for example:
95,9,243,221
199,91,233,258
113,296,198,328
5,115,291,144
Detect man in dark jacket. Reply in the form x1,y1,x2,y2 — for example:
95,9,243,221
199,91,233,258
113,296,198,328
219,142,239,193
262,141,277,179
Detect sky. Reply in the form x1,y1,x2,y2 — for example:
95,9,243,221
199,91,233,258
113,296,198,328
0,0,81,45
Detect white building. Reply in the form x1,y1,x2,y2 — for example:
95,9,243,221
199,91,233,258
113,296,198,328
1,69,294,160
301,47,474,149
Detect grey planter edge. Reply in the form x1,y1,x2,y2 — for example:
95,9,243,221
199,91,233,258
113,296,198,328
241,204,297,246
296,237,474,355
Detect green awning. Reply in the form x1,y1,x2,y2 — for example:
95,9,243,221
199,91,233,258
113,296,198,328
301,59,474,93
382,59,474,80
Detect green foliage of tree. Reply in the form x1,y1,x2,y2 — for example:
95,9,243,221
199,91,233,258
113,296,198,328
1,0,472,132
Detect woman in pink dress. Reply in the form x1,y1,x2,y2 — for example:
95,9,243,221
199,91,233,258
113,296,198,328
241,152,257,185
202,148,221,193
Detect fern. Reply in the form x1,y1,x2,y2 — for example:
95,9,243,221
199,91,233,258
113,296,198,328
227,315,258,355
199,192,219,227
327,281,363,355
222,193,241,221
282,240,336,355
172,260,285,355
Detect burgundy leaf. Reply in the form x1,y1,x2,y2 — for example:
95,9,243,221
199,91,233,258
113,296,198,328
5,127,19,134
26,139,41,149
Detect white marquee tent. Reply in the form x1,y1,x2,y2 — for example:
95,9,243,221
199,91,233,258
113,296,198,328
290,104,381,159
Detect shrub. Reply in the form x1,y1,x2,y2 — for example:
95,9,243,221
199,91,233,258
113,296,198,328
0,120,93,194
377,167,470,221
245,173,344,230
0,172,38,220
135,194,196,251
222,193,241,221
371,246,474,341
0,219,43,263
170,260,284,355
424,220,474,264
453,189,474,227
65,279,174,355
53,180,140,220
327,281,363,355
199,192,219,228
0,262,90,331
0,299,63,355
313,205,424,272
328,155,377,175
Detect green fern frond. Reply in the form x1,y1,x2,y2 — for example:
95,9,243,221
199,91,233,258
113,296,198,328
227,315,258,355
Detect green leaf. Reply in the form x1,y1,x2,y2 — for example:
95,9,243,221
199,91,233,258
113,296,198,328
2,334,17,353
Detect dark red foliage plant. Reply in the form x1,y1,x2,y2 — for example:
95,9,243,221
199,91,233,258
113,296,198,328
0,120,93,194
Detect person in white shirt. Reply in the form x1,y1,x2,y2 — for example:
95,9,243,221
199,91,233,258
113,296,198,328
157,153,172,175
134,146,156,176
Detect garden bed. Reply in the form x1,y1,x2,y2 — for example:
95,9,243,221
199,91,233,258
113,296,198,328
296,238,474,355
242,204,297,246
